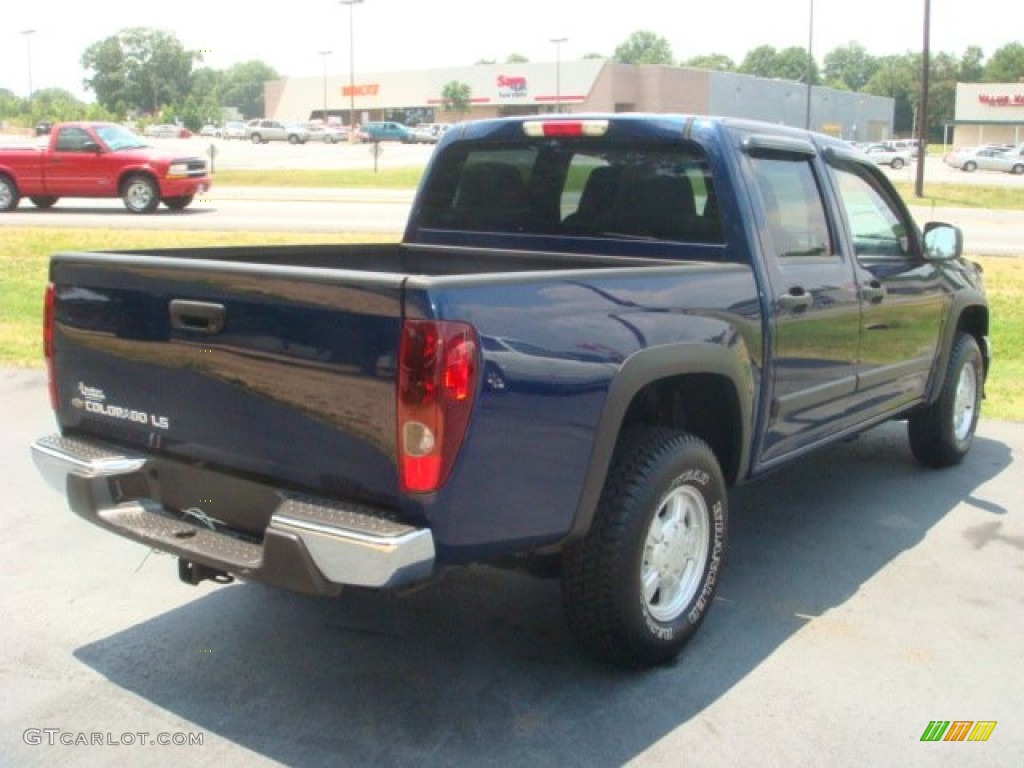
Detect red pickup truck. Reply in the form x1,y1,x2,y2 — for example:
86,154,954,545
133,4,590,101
0,122,211,213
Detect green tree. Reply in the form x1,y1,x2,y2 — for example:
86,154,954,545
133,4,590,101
441,81,472,116
682,54,735,72
823,42,878,91
959,45,985,83
613,31,674,65
984,42,1024,82
740,45,817,83
81,28,200,115
220,61,279,119
864,54,917,135
507,53,529,63
739,45,780,77
0,89,24,121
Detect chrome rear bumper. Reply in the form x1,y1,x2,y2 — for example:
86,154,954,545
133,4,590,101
31,434,434,594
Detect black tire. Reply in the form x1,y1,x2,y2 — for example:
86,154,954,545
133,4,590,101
562,429,727,667
0,174,19,212
963,161,977,172
908,333,983,468
29,195,59,209
1011,164,1024,176
890,158,905,169
162,195,194,211
121,174,159,214
251,133,263,144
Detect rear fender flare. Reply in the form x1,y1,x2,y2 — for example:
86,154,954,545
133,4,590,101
565,342,755,544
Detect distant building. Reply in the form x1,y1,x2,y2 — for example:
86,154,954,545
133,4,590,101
948,83,1024,147
266,60,893,141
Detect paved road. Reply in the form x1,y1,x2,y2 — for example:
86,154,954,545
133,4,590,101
2,185,1021,256
1,368,1021,767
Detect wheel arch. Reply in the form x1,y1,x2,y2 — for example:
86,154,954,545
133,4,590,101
118,168,159,194
925,299,990,405
565,342,754,545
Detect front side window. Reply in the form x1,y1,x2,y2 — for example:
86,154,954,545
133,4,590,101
829,162,912,263
54,127,93,153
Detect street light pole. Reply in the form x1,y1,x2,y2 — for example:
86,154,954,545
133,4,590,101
21,29,36,102
550,37,567,114
340,0,363,142
318,50,332,123
804,0,814,130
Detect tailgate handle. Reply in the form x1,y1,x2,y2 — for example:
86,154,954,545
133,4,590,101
170,300,225,334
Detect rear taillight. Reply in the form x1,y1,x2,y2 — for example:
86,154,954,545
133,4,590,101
398,320,478,494
43,282,57,410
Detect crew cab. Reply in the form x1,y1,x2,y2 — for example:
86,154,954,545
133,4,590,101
31,114,990,667
0,122,211,213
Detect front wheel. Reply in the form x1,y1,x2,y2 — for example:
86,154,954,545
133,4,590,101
1011,164,1024,176
890,158,905,169
963,161,977,172
562,429,727,667
122,174,159,214
162,195,194,211
908,333,984,467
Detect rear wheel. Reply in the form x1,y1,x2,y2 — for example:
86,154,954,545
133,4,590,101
250,133,263,144
1012,164,1024,175
908,333,983,467
963,161,977,172
0,175,19,212
122,174,159,214
562,429,727,667
891,158,905,169
30,195,59,209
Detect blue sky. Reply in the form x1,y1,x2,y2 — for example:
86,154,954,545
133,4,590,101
2,0,1018,101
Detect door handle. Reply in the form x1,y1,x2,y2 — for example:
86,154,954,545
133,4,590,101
778,287,813,313
861,280,886,304
169,300,225,334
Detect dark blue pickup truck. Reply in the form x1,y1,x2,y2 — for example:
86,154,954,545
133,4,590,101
32,115,990,667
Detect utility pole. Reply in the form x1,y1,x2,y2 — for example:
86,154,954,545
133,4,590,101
914,0,931,198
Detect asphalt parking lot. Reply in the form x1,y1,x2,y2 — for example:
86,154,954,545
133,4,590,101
1,368,1021,767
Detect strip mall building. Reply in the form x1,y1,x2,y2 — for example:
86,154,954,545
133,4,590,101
949,82,1024,147
266,59,895,142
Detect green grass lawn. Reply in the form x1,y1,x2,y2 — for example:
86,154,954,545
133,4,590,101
1,228,1020,420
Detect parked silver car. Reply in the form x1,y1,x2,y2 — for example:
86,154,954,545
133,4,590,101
245,120,309,145
944,146,1024,175
860,143,913,169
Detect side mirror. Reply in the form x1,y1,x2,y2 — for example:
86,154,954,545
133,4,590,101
922,222,963,261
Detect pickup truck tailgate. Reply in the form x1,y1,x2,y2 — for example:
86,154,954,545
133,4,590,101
48,251,405,520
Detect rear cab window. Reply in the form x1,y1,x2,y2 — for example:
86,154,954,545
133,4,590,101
415,132,725,255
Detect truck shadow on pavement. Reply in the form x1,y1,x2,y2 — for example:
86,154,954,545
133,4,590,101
73,422,1011,767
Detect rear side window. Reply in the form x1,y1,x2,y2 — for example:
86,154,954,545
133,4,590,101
418,140,724,245
749,156,833,260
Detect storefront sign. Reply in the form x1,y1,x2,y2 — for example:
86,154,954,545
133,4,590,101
978,93,1024,107
342,84,380,97
497,75,528,98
